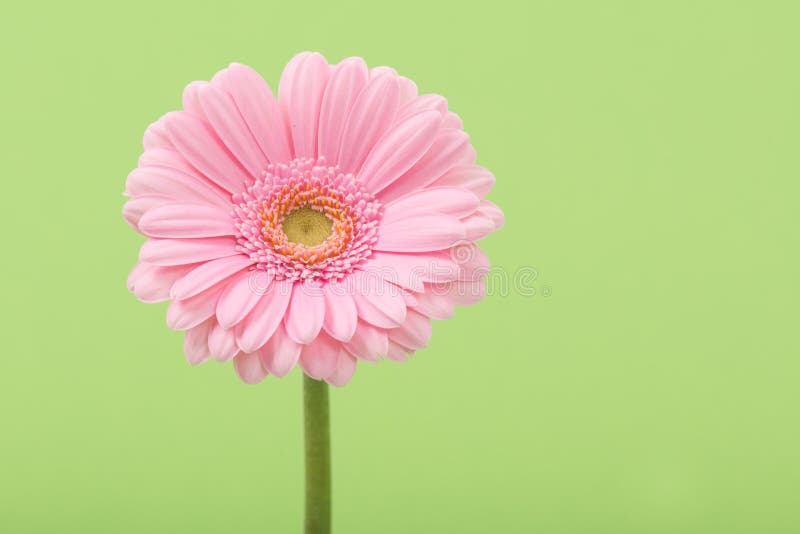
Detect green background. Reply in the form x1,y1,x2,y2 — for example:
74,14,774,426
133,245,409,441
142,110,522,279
2,1,798,532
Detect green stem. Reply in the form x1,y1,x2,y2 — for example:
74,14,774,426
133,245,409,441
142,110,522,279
303,374,331,534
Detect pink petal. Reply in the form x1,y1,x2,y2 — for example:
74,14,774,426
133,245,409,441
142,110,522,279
299,333,340,380
397,76,418,107
344,321,388,362
216,269,266,329
382,187,480,221
257,324,302,377
452,244,490,282
164,111,250,193
277,52,312,157
389,310,432,350
142,116,172,150
363,251,460,291
277,53,310,111
183,318,213,365
138,203,235,239
285,282,325,344
170,255,253,299
139,237,238,266
385,340,411,362
127,262,195,303
432,279,487,306
181,81,206,118
374,214,466,253
336,73,400,174
325,351,357,387
317,57,368,161
208,321,239,362
125,167,229,209
234,279,293,353
477,200,505,230
411,288,455,320
123,196,170,230
378,129,476,202
441,111,463,130
350,273,406,328
167,280,228,330
233,351,269,384
212,63,292,164
138,148,203,178
396,94,448,123
402,291,419,308
198,82,269,177
359,110,441,194
428,165,495,198
282,52,329,159
370,66,397,78
462,213,496,241
321,282,357,342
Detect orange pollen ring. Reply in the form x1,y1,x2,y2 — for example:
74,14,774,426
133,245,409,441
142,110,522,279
259,185,354,265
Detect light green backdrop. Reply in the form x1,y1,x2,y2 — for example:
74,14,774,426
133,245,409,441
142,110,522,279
1,1,798,532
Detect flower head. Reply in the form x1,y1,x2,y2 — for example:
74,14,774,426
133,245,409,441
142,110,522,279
124,52,503,386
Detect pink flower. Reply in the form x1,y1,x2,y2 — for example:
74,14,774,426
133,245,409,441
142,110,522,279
124,52,503,386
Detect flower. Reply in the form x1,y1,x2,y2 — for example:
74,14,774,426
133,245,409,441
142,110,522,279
124,52,504,386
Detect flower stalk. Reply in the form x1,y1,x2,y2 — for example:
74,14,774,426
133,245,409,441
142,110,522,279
303,374,331,534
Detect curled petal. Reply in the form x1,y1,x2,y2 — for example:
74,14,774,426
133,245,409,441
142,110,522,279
322,283,357,342
208,321,239,362
344,321,388,362
123,196,171,230
258,324,302,377
184,318,213,365
462,213,496,241
349,273,406,328
167,281,228,330
285,282,325,344
299,333,340,380
128,262,195,303
388,309,432,350
234,351,269,384
385,340,412,362
411,289,455,321
325,351,357,387
477,200,505,230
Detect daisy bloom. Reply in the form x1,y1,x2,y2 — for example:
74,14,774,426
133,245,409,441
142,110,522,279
124,52,503,387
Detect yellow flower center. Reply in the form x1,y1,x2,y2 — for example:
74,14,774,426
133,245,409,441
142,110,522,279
281,205,334,247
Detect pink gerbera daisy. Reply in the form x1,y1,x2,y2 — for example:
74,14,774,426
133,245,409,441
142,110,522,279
124,52,503,386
